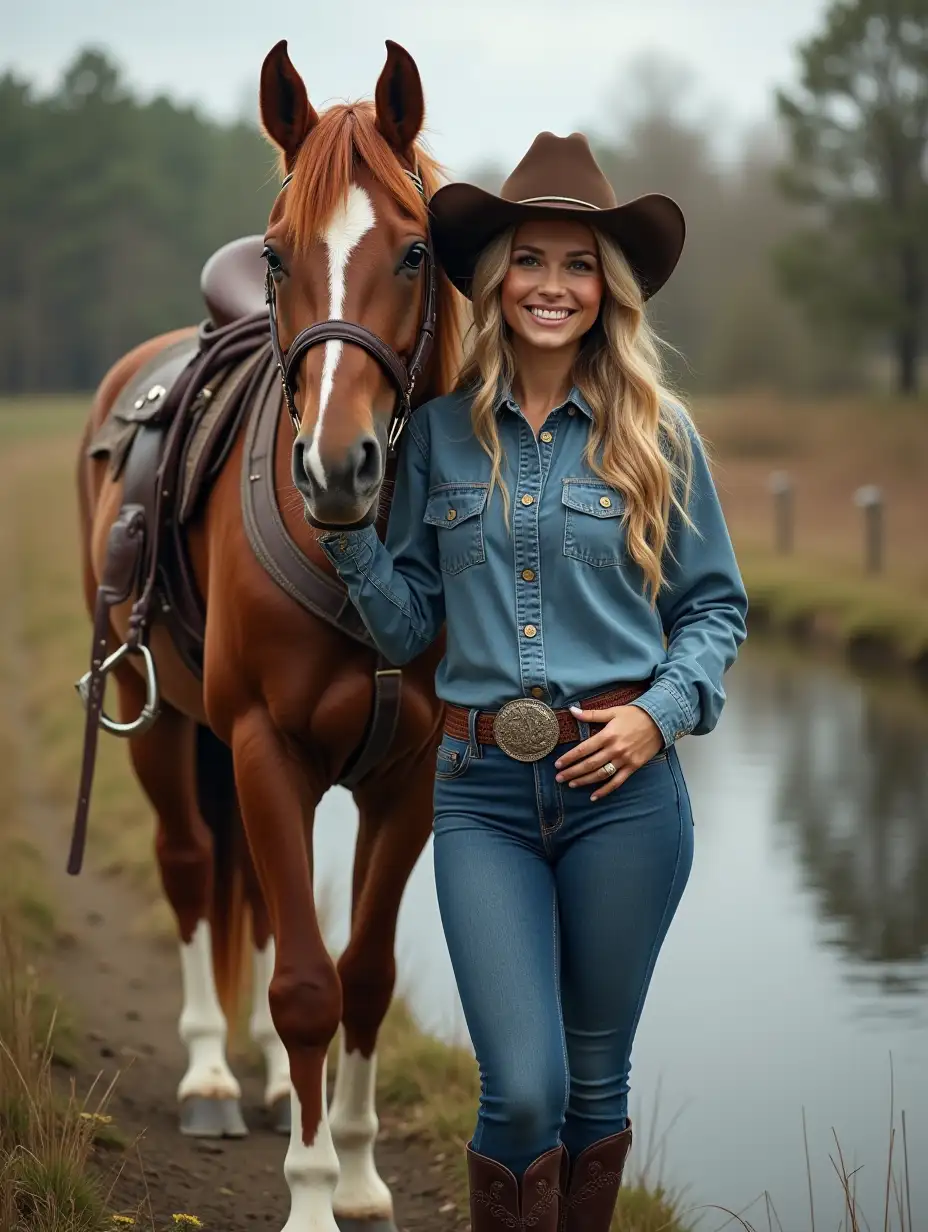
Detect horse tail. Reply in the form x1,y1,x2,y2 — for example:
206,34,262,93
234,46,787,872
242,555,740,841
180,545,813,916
195,723,250,1035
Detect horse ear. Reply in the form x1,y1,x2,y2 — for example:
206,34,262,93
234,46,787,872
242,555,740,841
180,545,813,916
260,40,318,168
374,40,425,155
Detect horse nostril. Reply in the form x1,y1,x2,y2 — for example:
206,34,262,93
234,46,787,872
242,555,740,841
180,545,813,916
353,436,381,490
291,437,317,496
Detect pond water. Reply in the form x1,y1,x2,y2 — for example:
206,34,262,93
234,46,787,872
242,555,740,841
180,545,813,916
311,639,928,1229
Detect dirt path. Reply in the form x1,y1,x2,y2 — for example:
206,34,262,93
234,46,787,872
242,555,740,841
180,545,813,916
43,849,464,1231
0,439,466,1232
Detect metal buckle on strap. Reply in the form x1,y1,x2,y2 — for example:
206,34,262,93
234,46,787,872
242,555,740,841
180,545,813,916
492,697,561,762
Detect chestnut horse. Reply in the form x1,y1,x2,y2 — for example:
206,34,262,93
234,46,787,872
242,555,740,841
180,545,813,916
77,40,462,1231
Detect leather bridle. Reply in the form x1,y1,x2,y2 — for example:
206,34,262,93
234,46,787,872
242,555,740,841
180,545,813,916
265,166,437,455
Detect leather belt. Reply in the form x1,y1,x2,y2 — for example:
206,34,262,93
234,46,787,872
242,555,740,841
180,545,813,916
443,682,648,762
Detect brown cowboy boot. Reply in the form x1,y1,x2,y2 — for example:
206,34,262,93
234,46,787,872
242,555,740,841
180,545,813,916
560,1121,633,1231
467,1141,565,1230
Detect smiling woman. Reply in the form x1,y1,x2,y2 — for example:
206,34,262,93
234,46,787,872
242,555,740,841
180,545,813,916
319,129,748,1232
503,223,605,343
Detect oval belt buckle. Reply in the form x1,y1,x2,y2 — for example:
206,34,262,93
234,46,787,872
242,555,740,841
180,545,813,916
493,697,561,763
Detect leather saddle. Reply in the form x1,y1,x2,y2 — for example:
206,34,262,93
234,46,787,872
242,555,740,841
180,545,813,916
201,236,267,328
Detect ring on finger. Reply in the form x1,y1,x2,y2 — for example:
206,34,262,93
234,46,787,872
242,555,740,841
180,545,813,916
600,761,617,777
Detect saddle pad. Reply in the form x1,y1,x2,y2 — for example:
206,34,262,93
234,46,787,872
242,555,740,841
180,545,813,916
86,334,200,480
178,347,266,524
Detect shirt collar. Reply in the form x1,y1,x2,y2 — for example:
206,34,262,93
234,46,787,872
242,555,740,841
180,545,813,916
494,383,595,421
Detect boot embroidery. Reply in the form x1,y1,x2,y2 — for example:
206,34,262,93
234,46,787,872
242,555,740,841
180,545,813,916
471,1179,520,1228
523,1177,557,1227
471,1176,558,1228
567,1160,620,1208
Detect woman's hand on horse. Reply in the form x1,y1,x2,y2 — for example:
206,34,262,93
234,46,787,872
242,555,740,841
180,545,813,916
554,705,664,799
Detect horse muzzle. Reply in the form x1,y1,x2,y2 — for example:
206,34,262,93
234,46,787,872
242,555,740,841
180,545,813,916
292,432,383,530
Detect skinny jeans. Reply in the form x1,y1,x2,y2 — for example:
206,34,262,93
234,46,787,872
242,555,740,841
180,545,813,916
432,720,693,1176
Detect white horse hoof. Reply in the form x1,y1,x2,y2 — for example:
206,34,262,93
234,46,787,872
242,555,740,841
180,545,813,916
179,1096,248,1138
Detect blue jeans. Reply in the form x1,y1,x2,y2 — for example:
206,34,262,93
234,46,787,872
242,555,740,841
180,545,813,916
432,718,694,1177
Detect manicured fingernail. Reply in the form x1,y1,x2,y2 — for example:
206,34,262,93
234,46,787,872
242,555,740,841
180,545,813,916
555,774,563,782
569,705,582,714
554,759,563,769
590,794,598,801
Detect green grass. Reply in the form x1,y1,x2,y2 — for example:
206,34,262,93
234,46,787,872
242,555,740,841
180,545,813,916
739,550,928,669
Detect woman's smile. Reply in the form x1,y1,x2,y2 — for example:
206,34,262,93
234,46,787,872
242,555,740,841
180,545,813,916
524,304,577,326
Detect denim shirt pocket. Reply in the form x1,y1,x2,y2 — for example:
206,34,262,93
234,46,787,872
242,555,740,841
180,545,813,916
562,479,626,567
424,483,489,575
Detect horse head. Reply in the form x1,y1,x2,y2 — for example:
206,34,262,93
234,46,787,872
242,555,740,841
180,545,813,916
260,39,457,529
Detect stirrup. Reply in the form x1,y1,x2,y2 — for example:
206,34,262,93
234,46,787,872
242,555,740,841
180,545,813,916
75,641,160,737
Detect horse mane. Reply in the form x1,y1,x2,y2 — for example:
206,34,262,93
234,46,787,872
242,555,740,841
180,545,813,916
279,102,464,402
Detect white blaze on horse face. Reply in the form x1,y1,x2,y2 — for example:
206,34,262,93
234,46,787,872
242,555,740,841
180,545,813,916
330,1037,393,1221
248,939,291,1107
280,1060,341,1232
177,920,240,1101
306,184,377,491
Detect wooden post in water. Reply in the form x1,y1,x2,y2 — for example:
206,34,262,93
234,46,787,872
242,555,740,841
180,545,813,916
853,485,884,574
768,470,794,555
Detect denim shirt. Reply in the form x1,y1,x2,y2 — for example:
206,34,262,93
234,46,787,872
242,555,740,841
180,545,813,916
318,386,748,748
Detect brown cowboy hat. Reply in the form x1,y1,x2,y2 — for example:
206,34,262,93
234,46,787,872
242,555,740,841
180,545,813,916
429,131,685,300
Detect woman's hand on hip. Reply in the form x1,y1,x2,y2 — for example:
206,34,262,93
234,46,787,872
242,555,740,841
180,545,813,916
554,705,665,800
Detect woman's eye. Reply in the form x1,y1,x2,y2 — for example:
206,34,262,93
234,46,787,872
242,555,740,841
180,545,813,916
515,254,539,267
402,243,427,271
262,247,284,278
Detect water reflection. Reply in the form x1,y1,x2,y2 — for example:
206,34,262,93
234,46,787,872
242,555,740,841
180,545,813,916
762,652,928,983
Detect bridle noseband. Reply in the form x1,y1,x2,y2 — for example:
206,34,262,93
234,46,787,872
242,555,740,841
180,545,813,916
265,166,437,455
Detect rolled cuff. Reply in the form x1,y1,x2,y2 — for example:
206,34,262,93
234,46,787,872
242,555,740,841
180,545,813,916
628,679,697,749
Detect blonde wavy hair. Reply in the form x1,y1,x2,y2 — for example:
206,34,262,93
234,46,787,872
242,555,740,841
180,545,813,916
456,226,696,601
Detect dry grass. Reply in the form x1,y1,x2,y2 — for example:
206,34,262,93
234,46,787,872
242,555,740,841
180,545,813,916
694,391,928,587
0,922,119,1232
693,393,928,668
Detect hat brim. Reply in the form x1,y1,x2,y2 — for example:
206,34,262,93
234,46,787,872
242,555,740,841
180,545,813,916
428,182,685,301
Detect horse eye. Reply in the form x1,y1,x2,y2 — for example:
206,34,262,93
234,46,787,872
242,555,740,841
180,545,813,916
402,243,427,272
262,246,284,278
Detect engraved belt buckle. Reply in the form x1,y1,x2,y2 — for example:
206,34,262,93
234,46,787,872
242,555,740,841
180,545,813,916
492,697,561,763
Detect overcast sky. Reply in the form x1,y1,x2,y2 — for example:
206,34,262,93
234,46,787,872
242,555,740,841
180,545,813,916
7,0,828,178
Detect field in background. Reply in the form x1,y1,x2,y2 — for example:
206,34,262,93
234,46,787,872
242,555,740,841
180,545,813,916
692,392,928,669
695,391,928,588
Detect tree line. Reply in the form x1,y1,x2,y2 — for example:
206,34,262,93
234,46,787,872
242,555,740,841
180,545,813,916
2,0,926,397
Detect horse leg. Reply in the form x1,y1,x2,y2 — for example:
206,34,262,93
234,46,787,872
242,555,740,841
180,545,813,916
330,766,436,1232
244,847,292,1133
117,667,246,1138
232,707,341,1232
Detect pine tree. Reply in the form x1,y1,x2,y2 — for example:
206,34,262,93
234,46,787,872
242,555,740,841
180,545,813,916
776,0,928,394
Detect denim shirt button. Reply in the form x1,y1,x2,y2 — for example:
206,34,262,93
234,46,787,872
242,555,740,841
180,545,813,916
523,624,537,638
540,431,553,443
530,686,545,699
521,568,536,582
520,493,535,506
